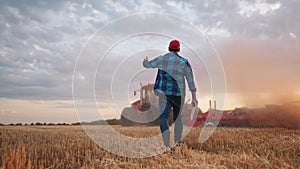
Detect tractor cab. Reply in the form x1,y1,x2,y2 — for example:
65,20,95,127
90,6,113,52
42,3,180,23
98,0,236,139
132,83,157,112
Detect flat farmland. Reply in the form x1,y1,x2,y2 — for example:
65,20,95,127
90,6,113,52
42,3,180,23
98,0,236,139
0,126,299,169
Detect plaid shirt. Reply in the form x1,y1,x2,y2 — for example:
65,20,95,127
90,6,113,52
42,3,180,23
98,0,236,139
143,52,196,96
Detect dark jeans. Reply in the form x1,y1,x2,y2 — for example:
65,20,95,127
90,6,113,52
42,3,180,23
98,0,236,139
159,95,183,147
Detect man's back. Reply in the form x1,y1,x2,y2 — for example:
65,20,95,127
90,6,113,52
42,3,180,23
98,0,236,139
143,51,196,96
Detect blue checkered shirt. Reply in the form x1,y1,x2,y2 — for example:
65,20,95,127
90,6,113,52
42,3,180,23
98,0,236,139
143,52,196,96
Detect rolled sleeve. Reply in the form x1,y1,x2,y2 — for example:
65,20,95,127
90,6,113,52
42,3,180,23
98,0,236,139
185,62,197,92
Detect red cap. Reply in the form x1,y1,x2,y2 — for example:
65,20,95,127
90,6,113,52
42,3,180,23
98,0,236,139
168,40,180,51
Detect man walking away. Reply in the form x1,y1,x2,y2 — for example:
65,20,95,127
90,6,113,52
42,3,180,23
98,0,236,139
143,40,198,148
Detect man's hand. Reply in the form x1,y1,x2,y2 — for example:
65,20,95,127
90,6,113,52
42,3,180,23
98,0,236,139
191,91,198,107
192,98,198,107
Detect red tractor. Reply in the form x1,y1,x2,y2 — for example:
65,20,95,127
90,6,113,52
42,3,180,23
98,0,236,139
186,101,300,129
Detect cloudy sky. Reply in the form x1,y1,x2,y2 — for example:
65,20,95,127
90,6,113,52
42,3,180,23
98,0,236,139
0,0,299,124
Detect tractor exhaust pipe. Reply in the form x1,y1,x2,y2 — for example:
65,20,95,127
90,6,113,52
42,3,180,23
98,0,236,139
209,100,217,110
140,83,143,106
214,100,216,110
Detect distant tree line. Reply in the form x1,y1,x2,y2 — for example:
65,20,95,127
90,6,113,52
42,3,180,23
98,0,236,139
74,119,121,125
0,118,121,126
6,122,71,126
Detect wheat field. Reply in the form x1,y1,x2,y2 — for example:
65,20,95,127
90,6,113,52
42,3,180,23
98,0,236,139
0,125,299,169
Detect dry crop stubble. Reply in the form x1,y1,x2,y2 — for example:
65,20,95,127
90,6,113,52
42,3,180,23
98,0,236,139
0,125,299,169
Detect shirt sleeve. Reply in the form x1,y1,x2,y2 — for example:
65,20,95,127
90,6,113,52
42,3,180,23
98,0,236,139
143,56,161,68
185,60,197,92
